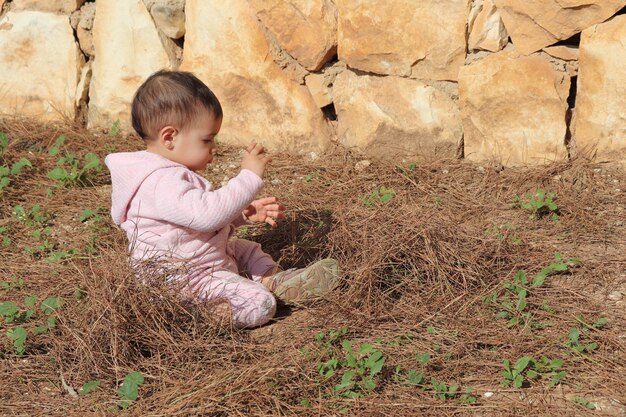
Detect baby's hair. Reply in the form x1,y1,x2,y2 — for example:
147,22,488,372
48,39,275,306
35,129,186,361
131,70,223,140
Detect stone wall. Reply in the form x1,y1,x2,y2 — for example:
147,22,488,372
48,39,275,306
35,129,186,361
0,0,624,165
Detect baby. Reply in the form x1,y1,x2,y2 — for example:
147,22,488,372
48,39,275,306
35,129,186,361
105,70,340,328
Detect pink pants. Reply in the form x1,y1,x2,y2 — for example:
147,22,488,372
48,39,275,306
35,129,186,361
192,239,278,328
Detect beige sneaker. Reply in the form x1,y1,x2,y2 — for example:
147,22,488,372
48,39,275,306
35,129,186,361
272,258,340,302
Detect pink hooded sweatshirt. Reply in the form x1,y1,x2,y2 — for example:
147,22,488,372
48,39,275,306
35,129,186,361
105,151,263,277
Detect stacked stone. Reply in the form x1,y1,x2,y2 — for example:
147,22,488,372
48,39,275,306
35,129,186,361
0,0,624,165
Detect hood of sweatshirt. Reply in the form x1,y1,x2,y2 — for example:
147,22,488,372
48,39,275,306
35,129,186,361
105,151,182,225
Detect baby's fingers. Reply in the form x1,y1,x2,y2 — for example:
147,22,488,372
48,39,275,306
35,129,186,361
266,217,278,228
247,143,265,155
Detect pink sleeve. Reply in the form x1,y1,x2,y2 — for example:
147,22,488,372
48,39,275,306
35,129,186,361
231,213,252,228
152,168,263,232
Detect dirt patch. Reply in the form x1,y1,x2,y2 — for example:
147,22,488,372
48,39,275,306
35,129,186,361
0,118,625,416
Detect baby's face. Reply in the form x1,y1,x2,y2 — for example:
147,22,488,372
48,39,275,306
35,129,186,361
172,112,222,171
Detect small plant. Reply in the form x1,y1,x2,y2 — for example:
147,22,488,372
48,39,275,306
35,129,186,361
79,380,100,395
304,171,319,182
564,317,607,356
115,371,145,410
362,186,395,207
12,204,51,227
502,356,532,388
48,152,102,188
484,253,580,328
0,226,11,247
571,395,596,410
0,132,8,154
312,328,385,398
317,340,385,398
6,327,27,355
0,277,24,291
80,207,105,254
430,377,459,400
0,158,32,193
485,223,522,245
109,120,121,137
48,135,66,156
501,356,565,388
1,296,62,355
513,188,560,221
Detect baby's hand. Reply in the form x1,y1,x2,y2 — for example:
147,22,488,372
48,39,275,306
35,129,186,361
241,143,271,178
243,197,285,228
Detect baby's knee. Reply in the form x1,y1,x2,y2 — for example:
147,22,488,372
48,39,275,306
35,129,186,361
234,291,276,328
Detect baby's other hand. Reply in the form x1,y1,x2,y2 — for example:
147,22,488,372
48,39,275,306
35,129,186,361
243,197,285,228
241,143,271,178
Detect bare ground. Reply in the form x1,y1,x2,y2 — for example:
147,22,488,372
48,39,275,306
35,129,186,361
0,119,625,416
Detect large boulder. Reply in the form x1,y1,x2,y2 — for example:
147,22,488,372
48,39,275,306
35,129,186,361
0,11,83,120
336,0,469,81
575,15,626,162
181,0,332,153
333,70,463,158
468,0,508,52
88,0,173,130
459,51,570,165
251,0,337,71
494,0,626,54
11,0,85,14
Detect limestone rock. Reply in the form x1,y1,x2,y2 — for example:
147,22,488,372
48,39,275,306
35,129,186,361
459,51,570,165
77,26,94,57
78,2,95,30
468,0,508,52
333,70,463,158
336,0,469,81
149,0,185,39
575,15,626,162
305,61,345,109
251,0,337,71
305,73,333,108
0,11,83,120
542,46,579,62
88,0,173,130
11,0,85,14
181,0,332,153
494,0,626,54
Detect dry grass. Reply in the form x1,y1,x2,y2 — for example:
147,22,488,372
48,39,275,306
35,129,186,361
0,118,625,416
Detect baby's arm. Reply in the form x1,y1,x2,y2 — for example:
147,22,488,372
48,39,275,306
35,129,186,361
152,167,263,232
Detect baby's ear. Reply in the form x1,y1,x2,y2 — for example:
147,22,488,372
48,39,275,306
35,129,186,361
158,126,178,149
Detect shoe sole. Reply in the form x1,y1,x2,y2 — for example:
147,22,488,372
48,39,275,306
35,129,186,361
275,259,340,302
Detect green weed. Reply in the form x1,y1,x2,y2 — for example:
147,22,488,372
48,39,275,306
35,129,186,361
0,226,11,247
48,135,66,156
513,189,560,221
79,380,100,395
564,317,607,356
109,120,121,138
501,356,565,388
571,396,596,410
317,340,385,398
0,277,23,291
13,204,50,227
0,132,8,154
312,328,385,398
304,171,319,182
115,371,144,410
1,296,62,355
483,253,580,328
362,186,395,207
47,152,102,188
0,158,32,193
485,223,522,245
